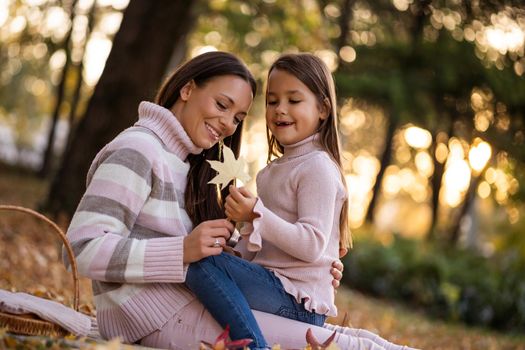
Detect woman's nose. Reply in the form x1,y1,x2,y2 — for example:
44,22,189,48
219,115,237,136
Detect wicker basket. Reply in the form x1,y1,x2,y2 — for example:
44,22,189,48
0,204,80,337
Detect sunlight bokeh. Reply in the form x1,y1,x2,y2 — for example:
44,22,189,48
404,126,432,149
441,138,471,208
1,0,523,243
191,45,219,57
468,139,492,173
83,34,112,86
484,12,525,55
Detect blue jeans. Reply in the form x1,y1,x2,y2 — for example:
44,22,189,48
186,253,326,350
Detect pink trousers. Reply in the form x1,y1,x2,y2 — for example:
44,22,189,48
140,298,417,350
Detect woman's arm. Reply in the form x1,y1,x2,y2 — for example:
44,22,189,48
65,141,181,283
65,134,231,284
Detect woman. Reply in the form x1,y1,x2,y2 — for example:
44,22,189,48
64,51,344,349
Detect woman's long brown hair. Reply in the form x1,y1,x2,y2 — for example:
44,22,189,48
266,53,351,250
155,51,256,225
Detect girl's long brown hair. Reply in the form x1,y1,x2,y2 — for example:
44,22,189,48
155,51,256,225
266,53,351,250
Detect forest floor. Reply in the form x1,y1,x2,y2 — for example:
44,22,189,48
0,166,524,350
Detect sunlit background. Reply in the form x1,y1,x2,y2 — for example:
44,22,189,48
0,0,524,250
2,0,525,339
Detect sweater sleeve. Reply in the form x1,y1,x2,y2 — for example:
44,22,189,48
64,139,187,283
246,155,343,262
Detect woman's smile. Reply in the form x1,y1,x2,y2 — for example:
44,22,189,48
205,122,221,141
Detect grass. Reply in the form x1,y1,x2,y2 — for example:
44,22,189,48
0,165,524,349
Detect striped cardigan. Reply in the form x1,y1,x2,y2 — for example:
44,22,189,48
65,102,203,342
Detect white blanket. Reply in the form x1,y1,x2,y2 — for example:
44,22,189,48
0,289,92,336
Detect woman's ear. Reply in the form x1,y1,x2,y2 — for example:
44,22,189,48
319,97,330,120
180,80,195,101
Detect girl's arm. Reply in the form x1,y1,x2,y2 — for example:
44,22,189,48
244,155,344,262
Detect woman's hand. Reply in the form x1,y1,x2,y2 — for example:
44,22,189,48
183,219,234,263
331,260,344,289
225,186,258,222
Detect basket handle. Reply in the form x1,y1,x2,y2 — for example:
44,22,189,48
0,205,79,312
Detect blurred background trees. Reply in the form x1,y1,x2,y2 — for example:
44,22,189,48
1,0,524,333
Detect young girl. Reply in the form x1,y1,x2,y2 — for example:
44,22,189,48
186,53,417,350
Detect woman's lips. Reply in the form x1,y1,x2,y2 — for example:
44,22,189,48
205,123,220,140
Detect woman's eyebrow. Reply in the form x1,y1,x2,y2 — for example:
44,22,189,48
218,93,235,105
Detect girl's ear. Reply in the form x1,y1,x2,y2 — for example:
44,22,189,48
319,97,330,120
180,80,195,101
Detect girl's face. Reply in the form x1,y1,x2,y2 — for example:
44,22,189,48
173,75,253,149
265,69,327,146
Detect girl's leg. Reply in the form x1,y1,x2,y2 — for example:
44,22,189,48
194,253,325,324
140,299,387,350
185,253,324,348
322,323,419,350
185,255,269,349
254,310,389,350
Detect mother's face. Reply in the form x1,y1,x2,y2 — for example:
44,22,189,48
173,75,253,149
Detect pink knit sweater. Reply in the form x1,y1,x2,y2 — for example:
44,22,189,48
65,102,202,343
240,134,346,317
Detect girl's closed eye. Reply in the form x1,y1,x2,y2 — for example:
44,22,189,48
233,116,242,125
289,99,301,104
267,100,277,105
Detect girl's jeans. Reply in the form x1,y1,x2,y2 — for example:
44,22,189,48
186,252,326,350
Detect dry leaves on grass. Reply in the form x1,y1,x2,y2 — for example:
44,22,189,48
0,209,94,314
2,164,525,350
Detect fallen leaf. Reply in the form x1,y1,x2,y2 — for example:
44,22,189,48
207,145,250,190
305,328,337,350
200,325,253,350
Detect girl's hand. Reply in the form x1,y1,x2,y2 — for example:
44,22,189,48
183,219,234,263
331,260,344,289
339,247,348,258
225,186,258,222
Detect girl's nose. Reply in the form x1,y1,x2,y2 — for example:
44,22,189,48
275,103,286,116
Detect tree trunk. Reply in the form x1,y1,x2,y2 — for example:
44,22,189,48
427,137,446,240
365,115,397,223
449,163,490,245
39,0,78,178
427,116,454,240
44,0,197,217
365,1,431,224
335,0,353,52
64,1,97,150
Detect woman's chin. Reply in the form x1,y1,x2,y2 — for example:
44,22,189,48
192,137,216,150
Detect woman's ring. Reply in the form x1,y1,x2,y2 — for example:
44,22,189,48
213,238,221,248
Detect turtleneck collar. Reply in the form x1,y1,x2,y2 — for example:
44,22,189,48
281,133,322,160
135,101,203,160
